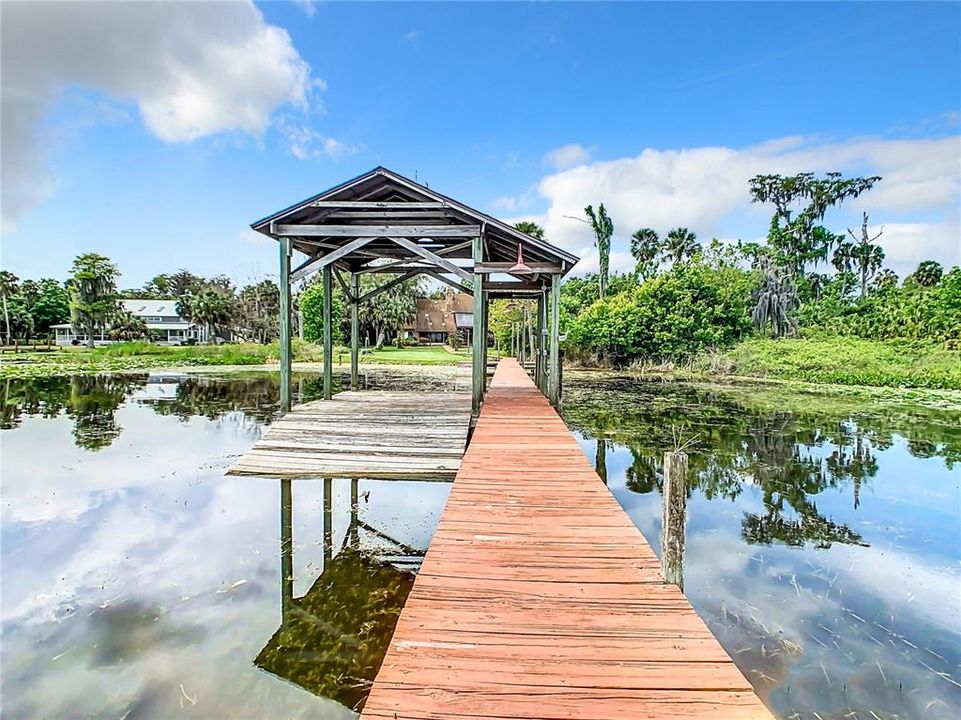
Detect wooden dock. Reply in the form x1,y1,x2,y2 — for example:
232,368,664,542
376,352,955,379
361,359,772,719
227,391,471,479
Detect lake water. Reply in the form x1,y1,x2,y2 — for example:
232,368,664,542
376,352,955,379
2,370,959,719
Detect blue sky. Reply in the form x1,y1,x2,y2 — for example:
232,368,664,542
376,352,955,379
2,1,959,287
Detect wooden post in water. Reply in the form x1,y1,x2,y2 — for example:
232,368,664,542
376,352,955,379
322,265,333,400
323,476,333,570
280,479,293,619
278,237,292,413
350,271,360,391
595,438,608,485
661,451,688,590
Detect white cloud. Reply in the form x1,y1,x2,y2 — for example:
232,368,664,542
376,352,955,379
402,31,419,43
294,0,318,17
530,134,961,276
278,120,364,160
0,1,319,232
543,143,594,170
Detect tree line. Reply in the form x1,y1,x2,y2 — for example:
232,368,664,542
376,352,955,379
513,171,958,365
0,253,425,350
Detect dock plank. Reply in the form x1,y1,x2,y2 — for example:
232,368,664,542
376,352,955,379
361,358,772,719
226,390,471,479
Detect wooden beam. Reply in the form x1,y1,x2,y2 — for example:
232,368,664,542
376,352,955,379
472,231,485,416
290,237,375,283
536,287,546,393
279,237,292,413
322,265,333,400
548,273,561,406
308,201,448,209
350,272,360,391
332,265,353,300
323,210,455,219
359,239,474,273
276,224,481,238
483,280,541,292
357,270,421,304
474,261,564,274
386,236,473,282
425,270,472,294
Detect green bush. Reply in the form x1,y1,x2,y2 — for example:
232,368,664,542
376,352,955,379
567,261,757,363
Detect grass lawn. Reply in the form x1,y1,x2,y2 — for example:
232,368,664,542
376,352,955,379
0,341,481,378
692,336,961,390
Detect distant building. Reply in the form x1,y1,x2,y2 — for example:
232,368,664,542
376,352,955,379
403,289,474,344
53,299,205,346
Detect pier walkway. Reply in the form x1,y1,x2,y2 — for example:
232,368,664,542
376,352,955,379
361,358,772,719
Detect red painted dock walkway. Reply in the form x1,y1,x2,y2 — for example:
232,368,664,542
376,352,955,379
362,358,773,719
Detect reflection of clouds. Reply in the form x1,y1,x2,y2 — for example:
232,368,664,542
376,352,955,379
665,513,960,718
2,397,451,718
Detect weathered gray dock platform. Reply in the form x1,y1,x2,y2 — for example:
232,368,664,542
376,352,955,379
227,391,471,479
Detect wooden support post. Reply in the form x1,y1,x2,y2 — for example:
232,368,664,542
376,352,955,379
323,477,333,570
548,273,561,406
595,438,608,485
471,232,485,415
536,287,546,392
322,265,333,400
280,479,293,619
349,478,359,548
350,272,360,391
661,451,688,590
278,237,292,413
482,289,489,382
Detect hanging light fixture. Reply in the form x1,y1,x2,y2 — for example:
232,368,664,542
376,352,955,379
508,243,532,274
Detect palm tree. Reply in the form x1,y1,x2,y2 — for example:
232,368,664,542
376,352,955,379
911,260,943,288
514,221,545,241
0,270,18,345
630,228,660,281
584,204,614,299
662,227,698,265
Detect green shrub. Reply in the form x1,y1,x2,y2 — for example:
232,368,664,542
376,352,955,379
567,261,757,364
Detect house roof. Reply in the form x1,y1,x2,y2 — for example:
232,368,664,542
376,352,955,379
250,167,578,277
120,299,180,317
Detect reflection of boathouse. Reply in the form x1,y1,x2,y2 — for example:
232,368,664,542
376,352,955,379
255,479,423,712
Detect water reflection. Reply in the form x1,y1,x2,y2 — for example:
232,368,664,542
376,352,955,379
1,371,452,719
257,478,419,712
0,367,462,452
565,373,961,719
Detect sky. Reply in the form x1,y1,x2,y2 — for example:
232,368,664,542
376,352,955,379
1,1,959,288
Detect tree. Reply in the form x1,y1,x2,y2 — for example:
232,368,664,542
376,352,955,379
629,228,660,281
300,280,347,345
832,212,884,298
177,288,234,341
514,221,545,240
236,279,280,343
28,279,70,336
107,309,148,341
0,271,19,344
360,274,420,348
910,260,943,288
749,172,881,277
67,253,120,348
144,269,203,299
662,227,698,265
584,204,614,299
752,259,799,338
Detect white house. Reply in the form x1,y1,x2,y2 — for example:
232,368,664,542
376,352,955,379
53,299,205,346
